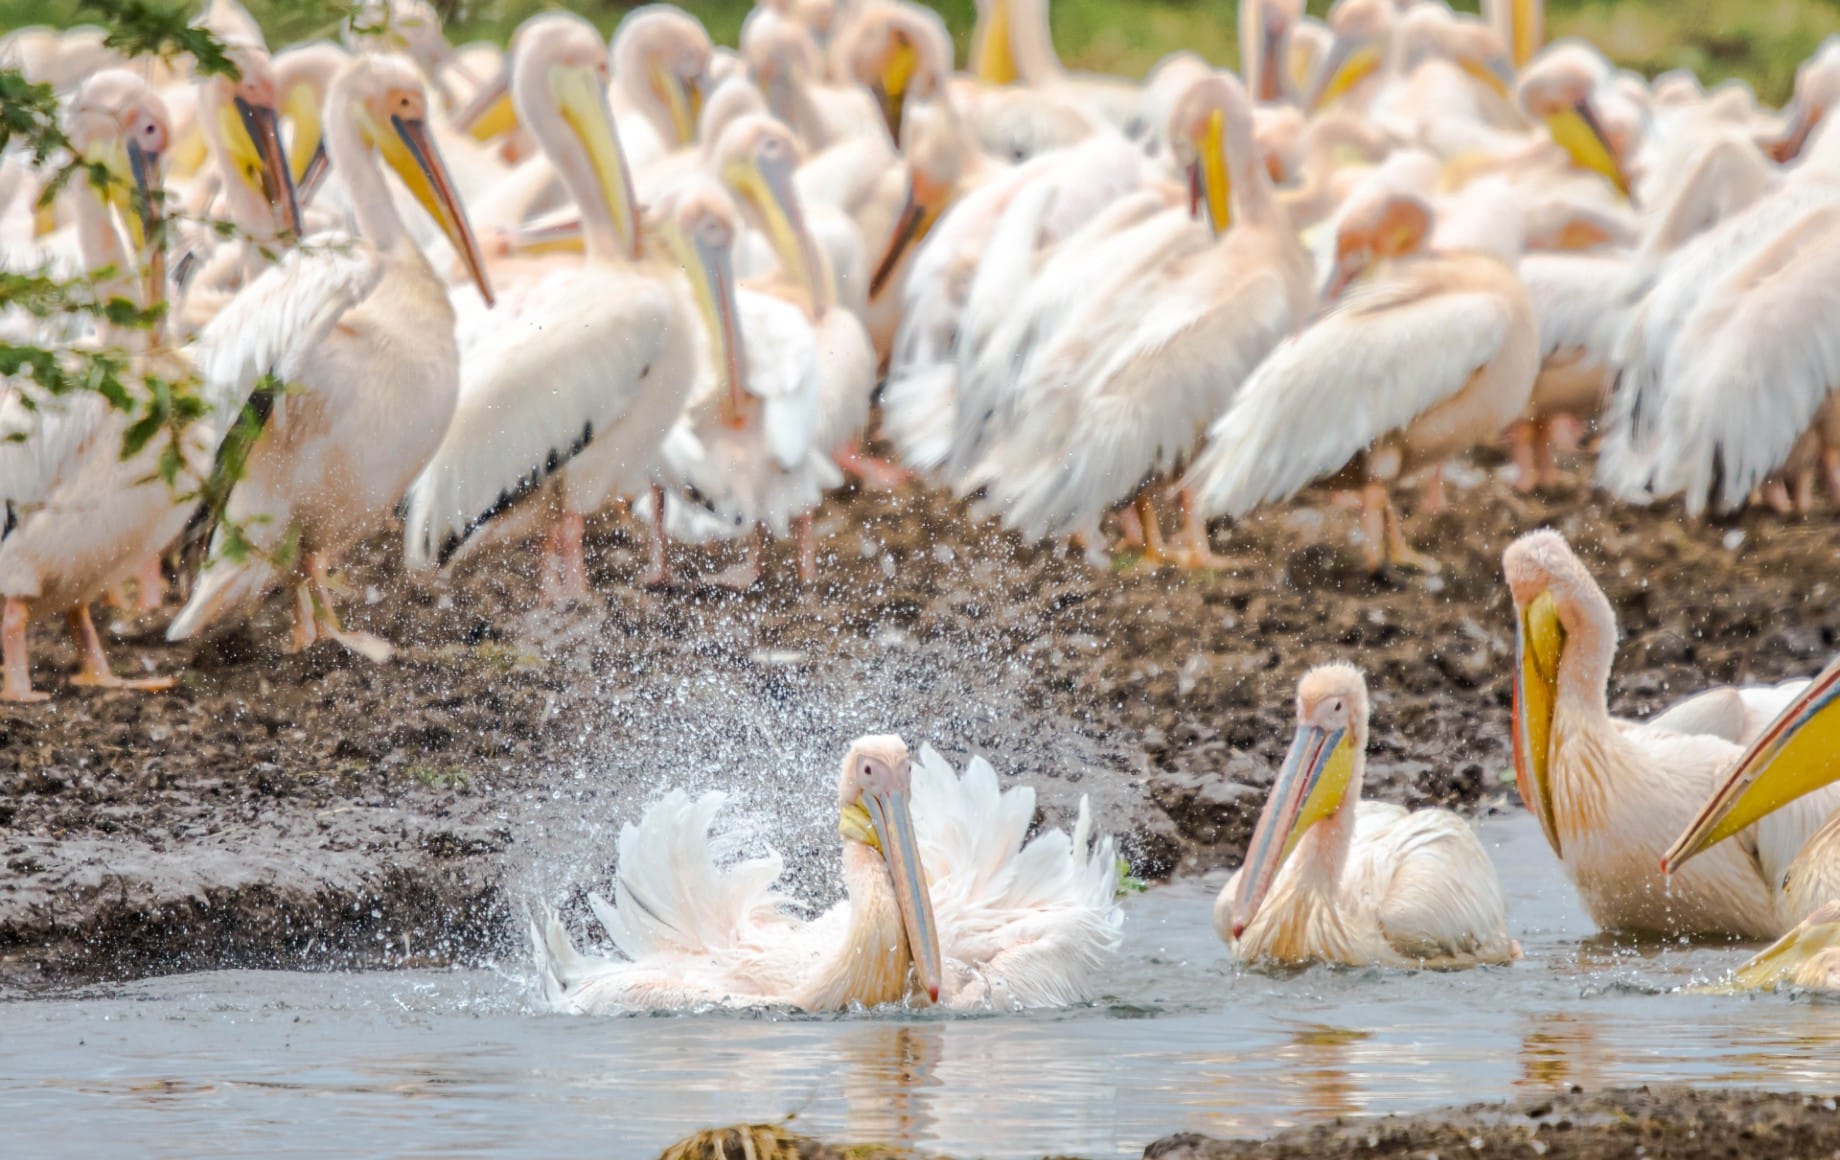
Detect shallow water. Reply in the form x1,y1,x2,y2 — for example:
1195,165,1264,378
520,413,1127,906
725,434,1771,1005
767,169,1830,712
5,816,1839,1158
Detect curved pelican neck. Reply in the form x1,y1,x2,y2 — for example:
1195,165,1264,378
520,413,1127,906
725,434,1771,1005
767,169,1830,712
198,79,279,240
1006,0,1065,84
325,94,403,252
793,840,914,1011
70,178,139,348
521,76,631,264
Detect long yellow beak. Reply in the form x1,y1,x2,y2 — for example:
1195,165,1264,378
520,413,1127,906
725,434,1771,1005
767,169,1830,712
1190,107,1232,237
863,786,943,1005
873,36,920,145
868,173,943,299
724,150,827,317
1544,99,1631,201
668,216,749,427
551,61,639,259
121,138,166,312
1507,0,1543,69
230,95,302,235
1512,590,1566,857
282,81,330,205
654,66,703,146
972,0,1019,85
1230,722,1354,938
454,70,517,140
379,114,495,306
1663,656,1840,874
1461,53,1518,102
1307,36,1382,112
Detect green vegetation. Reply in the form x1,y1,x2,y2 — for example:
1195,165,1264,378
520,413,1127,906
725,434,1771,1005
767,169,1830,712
1,0,1830,100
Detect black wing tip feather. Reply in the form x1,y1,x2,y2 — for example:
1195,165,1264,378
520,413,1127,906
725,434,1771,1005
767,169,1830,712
435,420,596,568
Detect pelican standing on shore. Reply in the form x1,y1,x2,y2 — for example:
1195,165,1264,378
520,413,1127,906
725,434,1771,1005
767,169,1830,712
533,735,1122,1012
167,56,494,659
1216,664,1519,968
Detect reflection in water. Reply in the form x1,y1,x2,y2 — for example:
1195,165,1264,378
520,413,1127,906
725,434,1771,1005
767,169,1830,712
1517,1013,1604,1093
11,820,1840,1158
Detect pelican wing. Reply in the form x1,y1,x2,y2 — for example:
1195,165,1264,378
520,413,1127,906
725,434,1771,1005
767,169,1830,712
1640,209,1840,514
1648,680,1811,745
1188,272,1516,518
1519,251,1625,364
402,264,682,569
1363,808,1516,965
738,288,821,472
909,745,1122,1010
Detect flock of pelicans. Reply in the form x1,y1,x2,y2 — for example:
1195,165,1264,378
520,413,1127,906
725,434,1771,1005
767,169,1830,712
534,530,1840,1012
5,0,1840,699
4,0,1840,1010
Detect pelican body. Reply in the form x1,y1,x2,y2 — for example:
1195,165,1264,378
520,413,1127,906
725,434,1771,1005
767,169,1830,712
1217,664,1518,969
533,736,1122,1013
1506,529,1840,940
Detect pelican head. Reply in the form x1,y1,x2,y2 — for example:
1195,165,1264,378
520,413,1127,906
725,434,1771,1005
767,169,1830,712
1398,4,1516,102
867,99,960,298
715,114,828,315
742,7,823,128
1230,664,1369,939
343,0,455,84
336,55,493,305
1663,655,1840,876
1243,0,1303,104
655,180,749,427
1169,72,1255,237
511,12,638,262
1769,37,1840,163
1502,529,1618,858
1322,184,1431,301
275,42,350,207
831,1,950,146
200,41,302,237
835,734,943,1004
1517,43,1632,200
66,69,170,309
1307,0,1391,112
613,5,713,148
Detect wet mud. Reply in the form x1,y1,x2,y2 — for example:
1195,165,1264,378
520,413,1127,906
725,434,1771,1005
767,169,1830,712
4,466,1839,985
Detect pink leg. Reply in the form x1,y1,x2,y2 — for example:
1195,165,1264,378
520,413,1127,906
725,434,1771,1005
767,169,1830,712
794,512,818,584
1825,449,1840,505
1507,420,1537,493
131,554,166,613
1422,464,1448,513
1171,487,1230,569
1,598,47,703
305,553,394,663
67,604,175,691
540,511,591,604
832,438,912,491
641,485,674,589
713,526,764,591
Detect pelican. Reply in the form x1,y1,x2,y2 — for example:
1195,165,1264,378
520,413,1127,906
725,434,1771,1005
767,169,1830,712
1664,652,1840,934
1186,181,1537,573
956,72,1312,566
1503,529,1840,940
0,73,201,701
1216,664,1519,969
1483,0,1544,70
402,13,702,600
166,55,493,660
532,735,1122,1013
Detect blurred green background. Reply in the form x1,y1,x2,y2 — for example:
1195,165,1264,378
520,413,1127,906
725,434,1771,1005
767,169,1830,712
3,0,1834,102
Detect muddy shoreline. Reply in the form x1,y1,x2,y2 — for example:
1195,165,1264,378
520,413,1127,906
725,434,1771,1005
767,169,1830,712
4,470,1840,987
666,1087,1840,1159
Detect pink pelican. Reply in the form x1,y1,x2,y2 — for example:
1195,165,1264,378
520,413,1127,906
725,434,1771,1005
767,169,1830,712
1504,529,1840,939
1216,664,1519,968
532,735,1122,1012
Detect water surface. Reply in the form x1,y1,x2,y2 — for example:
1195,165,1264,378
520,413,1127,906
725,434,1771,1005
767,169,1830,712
6,817,1839,1158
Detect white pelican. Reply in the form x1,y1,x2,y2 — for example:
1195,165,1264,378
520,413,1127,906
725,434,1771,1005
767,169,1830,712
741,6,879,151
1186,181,1537,572
1216,664,1519,969
1664,652,1840,934
532,735,1122,1013
0,73,199,701
1503,529,1840,940
965,72,1313,566
167,55,493,660
402,13,701,600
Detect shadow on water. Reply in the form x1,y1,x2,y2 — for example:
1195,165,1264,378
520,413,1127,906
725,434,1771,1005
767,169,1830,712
6,816,1840,1157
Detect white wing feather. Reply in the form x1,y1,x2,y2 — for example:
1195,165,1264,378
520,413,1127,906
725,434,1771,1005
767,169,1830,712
1188,273,1514,518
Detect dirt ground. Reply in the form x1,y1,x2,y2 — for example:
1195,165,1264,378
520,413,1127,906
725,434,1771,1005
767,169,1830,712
669,1087,1840,1159
3,465,1839,987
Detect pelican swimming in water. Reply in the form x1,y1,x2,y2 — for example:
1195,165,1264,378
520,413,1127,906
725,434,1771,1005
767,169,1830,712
1215,663,1519,969
167,55,494,660
532,735,1123,1013
1504,529,1840,940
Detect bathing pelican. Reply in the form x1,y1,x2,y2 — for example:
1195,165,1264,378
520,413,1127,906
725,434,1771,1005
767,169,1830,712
1215,663,1519,969
1504,529,1840,940
1664,652,1840,935
532,735,1122,1013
